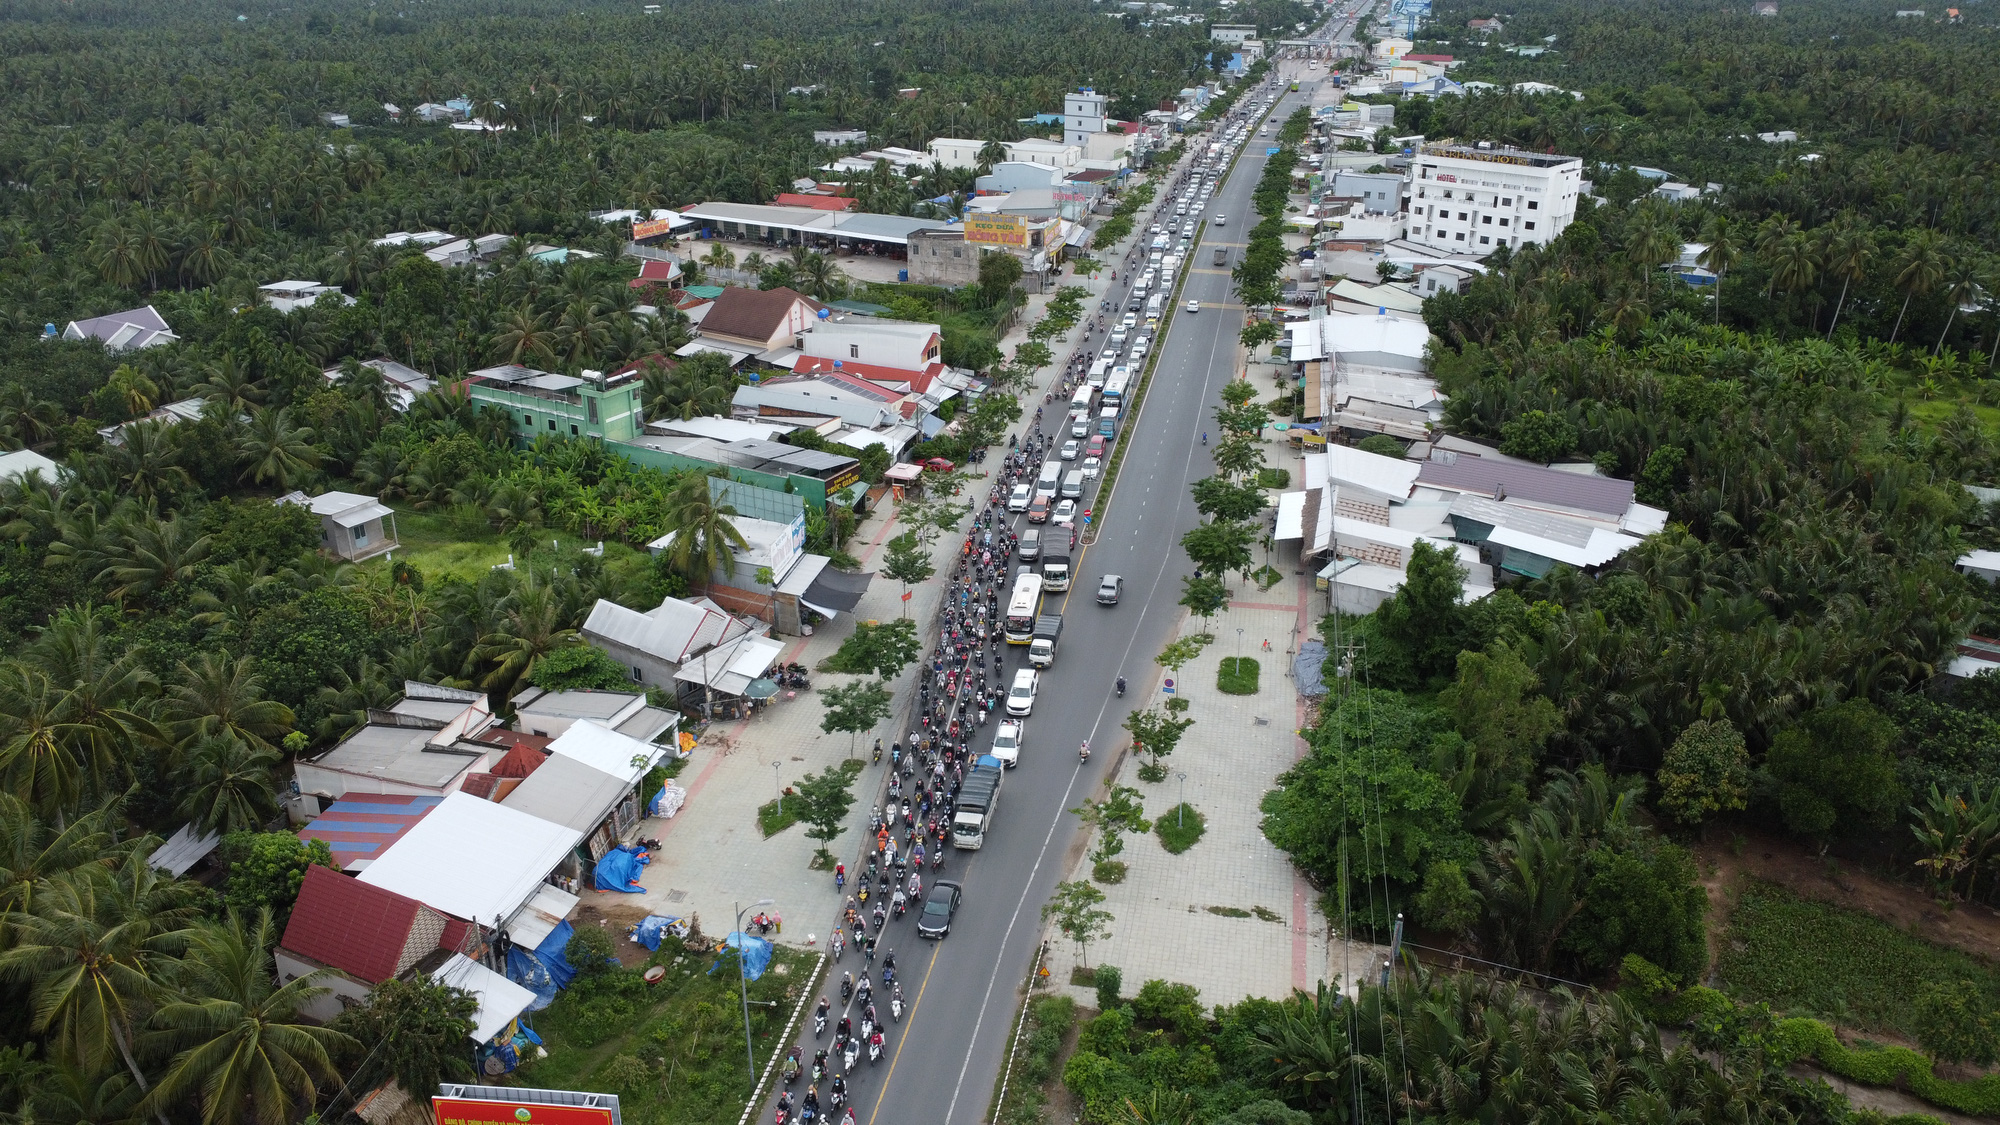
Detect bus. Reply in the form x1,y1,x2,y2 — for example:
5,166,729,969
1103,368,1132,411
1004,572,1044,644
1069,384,1096,414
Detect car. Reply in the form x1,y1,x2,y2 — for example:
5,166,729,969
990,720,1024,767
1007,482,1032,512
1214,215,1226,226
1007,668,1038,716
1086,435,1107,458
917,880,963,939
1080,455,1103,480
1070,414,1092,439
1026,496,1050,523
1060,439,1080,461
1054,498,1077,523
1122,312,1137,329
922,457,956,472
1097,574,1124,605
1186,300,1201,314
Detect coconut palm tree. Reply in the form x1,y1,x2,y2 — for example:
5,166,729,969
144,911,353,1125
0,860,201,1107
175,736,280,836
656,472,747,586
0,791,117,930
0,663,132,817
161,654,295,755
470,583,579,703
1816,216,1875,338
1934,249,1987,355
1696,214,1741,324
1889,227,1948,344
100,512,213,603
236,408,321,490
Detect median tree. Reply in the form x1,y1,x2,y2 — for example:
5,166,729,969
1181,519,1255,583
1043,880,1115,967
819,678,895,759
1179,573,1228,632
1213,434,1267,481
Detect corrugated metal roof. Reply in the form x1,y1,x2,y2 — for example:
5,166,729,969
1417,455,1634,518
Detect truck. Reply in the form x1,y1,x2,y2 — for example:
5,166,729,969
1213,246,1228,266
1041,550,1072,593
1028,613,1063,666
952,760,1006,849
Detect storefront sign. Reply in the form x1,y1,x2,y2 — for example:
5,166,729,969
965,213,1029,247
631,218,677,241
435,1093,618,1125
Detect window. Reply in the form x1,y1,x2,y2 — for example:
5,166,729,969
523,412,533,426
1479,235,1490,245
1455,232,1465,241
548,419,557,431
1525,221,1537,231
1527,200,1539,210
1500,217,1510,227
1481,215,1491,225
850,344,860,358
1501,197,1512,206
587,397,600,423
1442,189,1452,199
1459,212,1469,221
631,665,645,682
571,424,579,435
352,524,369,547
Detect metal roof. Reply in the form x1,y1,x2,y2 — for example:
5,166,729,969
1417,456,1635,519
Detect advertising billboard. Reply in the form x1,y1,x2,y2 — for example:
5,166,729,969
964,213,1028,247
435,1087,621,1125
631,218,677,241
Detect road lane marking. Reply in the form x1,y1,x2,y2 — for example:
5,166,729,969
863,941,943,1125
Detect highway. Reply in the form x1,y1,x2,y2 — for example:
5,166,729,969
770,10,1369,1123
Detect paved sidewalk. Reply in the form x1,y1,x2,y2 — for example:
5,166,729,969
616,159,1194,949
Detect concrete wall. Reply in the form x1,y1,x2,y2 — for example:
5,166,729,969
275,949,374,1022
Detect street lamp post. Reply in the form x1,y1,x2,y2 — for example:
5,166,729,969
734,897,775,1089
1177,771,1187,827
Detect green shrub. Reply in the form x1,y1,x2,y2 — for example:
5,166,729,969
1218,656,1260,695
564,925,618,977
1154,804,1206,853
1094,964,1124,1011
1778,1016,2000,1117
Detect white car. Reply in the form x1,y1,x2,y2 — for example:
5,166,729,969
1006,669,1038,717
1129,342,1149,362
1054,498,1077,523
990,720,1025,768
1186,300,1201,314
1215,215,1227,226
1007,482,1032,512
1081,455,1103,481
1060,439,1081,461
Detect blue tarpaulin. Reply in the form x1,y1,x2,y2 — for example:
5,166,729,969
709,932,774,981
502,919,581,1011
634,915,683,951
593,845,650,892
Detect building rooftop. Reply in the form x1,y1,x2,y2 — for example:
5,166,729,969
281,864,466,984
1418,141,1581,169
298,793,444,870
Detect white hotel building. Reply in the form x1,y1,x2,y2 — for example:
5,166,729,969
1407,142,1583,254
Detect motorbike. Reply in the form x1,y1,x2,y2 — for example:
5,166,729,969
843,1040,860,1071
783,1047,802,1085
831,932,844,961
872,738,882,763
814,1000,829,1036
775,1092,793,1125
891,984,904,1022
1116,676,1126,697
868,1032,886,1065
839,973,854,1004
1080,740,1091,762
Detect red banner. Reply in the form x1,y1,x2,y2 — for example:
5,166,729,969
434,1098,616,1125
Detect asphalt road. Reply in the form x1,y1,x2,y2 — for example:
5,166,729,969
771,14,1369,1124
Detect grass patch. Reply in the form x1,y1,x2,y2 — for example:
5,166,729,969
367,499,654,586
1256,468,1290,489
1069,965,1098,987
1252,905,1283,923
1716,881,2000,1040
1218,656,1260,695
1252,565,1283,591
514,938,816,1125
1154,803,1206,853
1092,860,1128,884
1206,905,1251,918
756,796,799,837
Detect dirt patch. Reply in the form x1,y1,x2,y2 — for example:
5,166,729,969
573,901,660,968
1695,826,2000,977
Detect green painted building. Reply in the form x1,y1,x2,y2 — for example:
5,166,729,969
466,365,645,442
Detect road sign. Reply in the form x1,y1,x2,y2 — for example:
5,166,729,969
1163,677,1176,694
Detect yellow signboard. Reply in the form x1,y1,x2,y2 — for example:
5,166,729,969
964,213,1028,247
632,218,678,241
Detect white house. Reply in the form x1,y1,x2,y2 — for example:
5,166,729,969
799,316,943,374
1004,138,1083,174
1063,90,1110,148
1406,141,1582,254
259,280,353,314
927,138,989,171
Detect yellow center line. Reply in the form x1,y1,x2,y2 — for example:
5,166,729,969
863,941,943,1125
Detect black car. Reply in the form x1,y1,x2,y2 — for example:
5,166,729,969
917,880,963,939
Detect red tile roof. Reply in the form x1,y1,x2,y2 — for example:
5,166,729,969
773,193,857,212
630,259,681,288
1403,54,1454,62
793,355,946,392
700,287,823,345
281,864,451,984
488,741,551,778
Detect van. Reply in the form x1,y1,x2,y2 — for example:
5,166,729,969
1086,359,1109,388
1145,293,1164,318
1060,470,1084,500
1018,527,1042,562
1035,459,1062,499
1006,668,1038,717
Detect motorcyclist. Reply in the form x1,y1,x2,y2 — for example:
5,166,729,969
1116,675,1126,695
1080,739,1091,761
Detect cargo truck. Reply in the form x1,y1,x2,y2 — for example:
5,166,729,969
953,759,1005,849
1041,549,1072,593
1028,613,1063,666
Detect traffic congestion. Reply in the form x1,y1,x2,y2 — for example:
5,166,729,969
768,63,1309,1125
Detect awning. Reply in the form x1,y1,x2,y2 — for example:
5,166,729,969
674,633,785,696
783,559,873,617
150,823,222,877
882,462,924,483
1275,491,1307,541
504,881,581,950
431,953,538,1045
